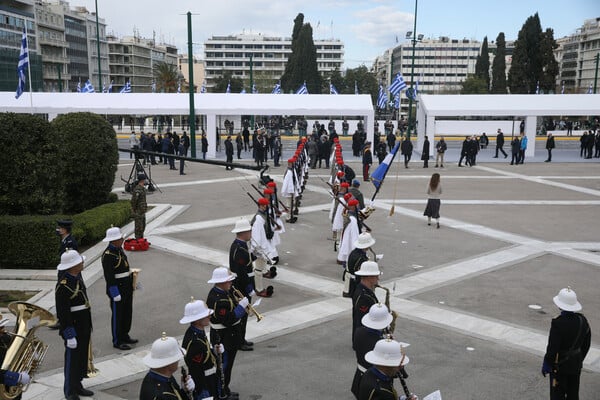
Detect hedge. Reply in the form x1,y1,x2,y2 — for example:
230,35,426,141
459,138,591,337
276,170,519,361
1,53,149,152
0,199,130,270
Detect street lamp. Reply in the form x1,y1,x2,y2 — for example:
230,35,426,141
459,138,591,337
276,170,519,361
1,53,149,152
406,0,419,139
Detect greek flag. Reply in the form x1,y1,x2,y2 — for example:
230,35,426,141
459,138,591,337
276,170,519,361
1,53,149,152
226,82,231,93
415,78,420,96
252,83,258,94
271,82,282,94
200,81,206,93
76,81,81,92
355,81,359,95
393,93,400,109
102,82,107,93
295,81,308,94
119,81,131,93
388,72,407,96
561,83,564,94
107,80,113,93
370,142,400,190
330,83,339,95
81,79,95,93
15,28,28,99
535,81,540,95
151,80,156,93
240,88,246,94
177,82,181,93
587,83,593,94
377,84,387,109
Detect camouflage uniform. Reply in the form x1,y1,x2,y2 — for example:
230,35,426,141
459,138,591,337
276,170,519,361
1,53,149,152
131,183,147,239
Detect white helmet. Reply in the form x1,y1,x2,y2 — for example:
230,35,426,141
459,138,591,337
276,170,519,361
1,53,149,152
553,287,582,312
179,298,213,324
143,333,185,369
231,218,252,233
353,232,376,249
365,338,410,367
354,261,382,276
207,267,236,284
361,303,393,330
57,249,86,271
103,226,124,242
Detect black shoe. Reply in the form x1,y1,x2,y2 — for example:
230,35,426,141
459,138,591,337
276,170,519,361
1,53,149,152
66,395,80,400
244,340,254,346
492,156,498,158
180,172,186,175
544,160,550,162
124,337,139,344
342,291,352,298
113,343,132,350
77,388,94,397
239,343,254,351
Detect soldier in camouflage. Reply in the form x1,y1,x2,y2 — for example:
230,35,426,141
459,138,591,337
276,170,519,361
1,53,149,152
131,174,148,239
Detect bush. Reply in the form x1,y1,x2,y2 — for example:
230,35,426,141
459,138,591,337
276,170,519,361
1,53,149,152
0,113,64,215
0,200,131,269
51,112,118,213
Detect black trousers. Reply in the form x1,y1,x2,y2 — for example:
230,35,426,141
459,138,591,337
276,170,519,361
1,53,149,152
109,293,133,346
550,372,581,399
547,149,552,161
211,327,241,394
495,145,507,157
63,313,91,398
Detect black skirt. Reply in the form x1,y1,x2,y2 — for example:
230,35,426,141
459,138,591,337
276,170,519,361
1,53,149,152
423,198,441,218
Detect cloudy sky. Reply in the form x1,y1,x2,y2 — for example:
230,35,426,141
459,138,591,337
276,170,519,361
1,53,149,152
76,0,597,68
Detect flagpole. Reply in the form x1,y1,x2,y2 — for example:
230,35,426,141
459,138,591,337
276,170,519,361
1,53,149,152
370,142,400,202
25,24,33,111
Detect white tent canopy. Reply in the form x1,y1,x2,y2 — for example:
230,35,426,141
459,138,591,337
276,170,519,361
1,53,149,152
416,94,600,157
1,92,375,158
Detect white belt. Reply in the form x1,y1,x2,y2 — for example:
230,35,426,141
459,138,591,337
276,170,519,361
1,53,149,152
204,367,217,376
70,305,90,312
357,364,367,373
115,271,131,279
247,272,255,277
210,320,240,330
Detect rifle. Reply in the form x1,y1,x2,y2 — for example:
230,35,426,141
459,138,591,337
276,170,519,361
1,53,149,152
246,192,280,234
251,183,289,213
330,191,371,232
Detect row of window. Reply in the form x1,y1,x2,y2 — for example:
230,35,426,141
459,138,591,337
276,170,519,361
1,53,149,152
401,64,470,69
0,14,34,31
0,29,35,48
208,43,342,50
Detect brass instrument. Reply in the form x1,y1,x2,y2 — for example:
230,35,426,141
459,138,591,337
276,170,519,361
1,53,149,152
86,338,99,378
232,287,264,322
376,285,398,334
131,268,141,292
0,302,56,400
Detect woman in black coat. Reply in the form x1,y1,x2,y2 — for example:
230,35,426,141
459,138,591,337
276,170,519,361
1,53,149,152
421,136,430,168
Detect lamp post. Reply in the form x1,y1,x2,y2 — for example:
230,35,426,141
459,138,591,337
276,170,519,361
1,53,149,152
94,0,102,90
250,54,254,128
187,11,196,158
406,0,418,139
594,52,599,94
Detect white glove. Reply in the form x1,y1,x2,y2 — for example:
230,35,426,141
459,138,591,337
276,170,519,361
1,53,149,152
249,290,256,297
376,254,384,261
18,372,31,385
184,375,195,392
215,343,225,354
135,281,143,290
238,297,249,309
66,338,77,349
113,295,122,302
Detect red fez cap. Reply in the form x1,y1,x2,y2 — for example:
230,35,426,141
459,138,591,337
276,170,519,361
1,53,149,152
333,137,339,142
302,137,307,142
337,160,344,165
340,182,350,188
258,197,270,206
263,188,274,195
348,199,359,207
267,181,277,188
336,171,344,177
343,193,352,200
288,158,295,163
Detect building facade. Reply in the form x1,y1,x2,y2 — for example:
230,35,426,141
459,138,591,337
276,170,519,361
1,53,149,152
203,33,344,92
556,17,600,93
178,53,204,92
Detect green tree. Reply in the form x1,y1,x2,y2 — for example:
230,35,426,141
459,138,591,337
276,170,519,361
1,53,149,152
212,71,244,93
281,13,304,91
51,113,118,213
539,28,559,93
280,14,321,94
0,113,63,215
508,13,543,94
344,65,378,104
153,61,179,93
475,36,490,91
491,32,508,94
461,76,489,94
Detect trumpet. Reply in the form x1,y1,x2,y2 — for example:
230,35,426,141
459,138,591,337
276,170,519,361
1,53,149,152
232,286,264,322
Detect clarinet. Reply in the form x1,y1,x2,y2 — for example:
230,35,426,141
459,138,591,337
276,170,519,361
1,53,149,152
214,334,227,400
180,366,193,400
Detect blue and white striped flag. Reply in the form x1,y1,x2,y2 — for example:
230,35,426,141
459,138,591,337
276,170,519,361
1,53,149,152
295,81,308,94
76,81,81,92
272,82,282,94
561,83,564,94
252,83,258,94
535,81,540,95
330,83,339,95
15,28,28,99
587,83,593,94
81,79,95,93
119,81,131,93
151,80,156,93
377,84,387,109
200,81,206,93
240,88,246,94
393,93,400,109
102,82,107,93
355,81,359,95
370,142,400,190
226,82,231,93
177,82,181,93
388,72,407,96
107,80,113,93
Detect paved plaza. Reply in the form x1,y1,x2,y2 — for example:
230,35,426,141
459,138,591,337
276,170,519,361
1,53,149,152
1,140,599,400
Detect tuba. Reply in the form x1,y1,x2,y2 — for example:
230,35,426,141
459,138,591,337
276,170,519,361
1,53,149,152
0,302,56,400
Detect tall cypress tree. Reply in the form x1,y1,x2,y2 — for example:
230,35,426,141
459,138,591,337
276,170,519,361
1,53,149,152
296,24,321,94
281,13,304,92
491,32,507,94
539,28,559,93
475,36,490,91
508,13,543,94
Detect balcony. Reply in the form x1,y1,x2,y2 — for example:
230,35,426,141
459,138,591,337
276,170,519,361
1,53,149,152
42,53,69,64
38,36,68,47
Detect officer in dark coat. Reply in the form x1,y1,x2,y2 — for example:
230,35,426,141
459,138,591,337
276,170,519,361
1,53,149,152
101,227,137,350
345,232,374,298
229,219,256,351
55,250,94,400
494,128,508,158
351,304,393,399
352,261,381,346
542,287,591,400
421,136,430,168
400,136,413,168
57,220,77,256
225,135,234,170
206,267,248,399
362,143,372,181
201,133,209,160
180,299,220,400
140,334,195,400
458,136,470,167
545,133,556,162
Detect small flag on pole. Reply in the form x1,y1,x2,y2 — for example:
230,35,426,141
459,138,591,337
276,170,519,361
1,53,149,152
177,81,181,93
240,88,246,94
295,81,308,94
355,81,359,95
102,82,107,93
151,80,156,93
200,81,206,93
81,79,95,93
15,28,29,99
252,83,258,94
535,81,540,95
329,83,339,95
76,80,81,93
377,84,388,109
107,80,113,93
393,93,400,109
388,72,407,96
119,81,131,93
272,82,282,94
561,83,564,94
587,83,593,94
226,81,231,93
